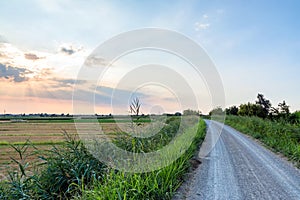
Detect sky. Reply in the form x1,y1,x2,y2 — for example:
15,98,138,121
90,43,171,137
0,0,299,114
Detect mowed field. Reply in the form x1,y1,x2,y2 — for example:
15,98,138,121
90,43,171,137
0,120,123,178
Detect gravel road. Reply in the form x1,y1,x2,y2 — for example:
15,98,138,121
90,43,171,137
175,120,300,200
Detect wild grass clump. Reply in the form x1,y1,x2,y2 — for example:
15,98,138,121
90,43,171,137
225,115,300,166
0,181,9,199
81,118,206,200
114,116,181,153
0,132,105,200
35,131,106,199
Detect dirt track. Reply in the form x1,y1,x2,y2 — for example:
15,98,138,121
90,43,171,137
175,120,300,200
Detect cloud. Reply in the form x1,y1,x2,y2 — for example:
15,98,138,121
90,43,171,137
203,14,208,19
60,46,75,55
0,63,32,82
59,78,86,85
24,78,144,109
59,44,82,55
24,53,43,60
195,22,210,31
85,55,110,67
51,78,87,88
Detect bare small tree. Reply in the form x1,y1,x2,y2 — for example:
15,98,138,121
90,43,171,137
130,97,141,116
129,97,143,137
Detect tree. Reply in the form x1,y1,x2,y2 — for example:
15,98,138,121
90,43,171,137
288,112,299,124
255,94,271,118
238,102,265,117
268,100,291,121
290,111,300,124
238,103,251,116
269,106,279,119
183,109,201,116
278,100,290,115
130,97,141,116
225,106,239,115
209,107,224,116
129,97,143,136
276,100,290,121
174,112,182,116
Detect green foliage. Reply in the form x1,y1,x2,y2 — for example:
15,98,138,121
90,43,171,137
35,131,105,199
287,112,299,124
0,182,9,200
278,100,290,115
238,102,265,118
255,93,271,118
183,109,201,116
209,107,224,116
0,141,40,199
226,94,299,124
270,100,292,122
225,115,300,166
225,106,238,115
114,116,181,153
1,132,105,199
81,119,206,200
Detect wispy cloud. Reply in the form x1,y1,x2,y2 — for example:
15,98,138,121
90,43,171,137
24,53,43,60
195,22,210,30
59,44,83,55
51,78,87,88
194,14,210,31
84,54,113,68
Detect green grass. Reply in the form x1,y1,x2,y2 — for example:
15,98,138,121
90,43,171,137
0,117,206,200
81,118,206,200
225,115,300,166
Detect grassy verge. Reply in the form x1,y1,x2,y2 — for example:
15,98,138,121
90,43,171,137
225,115,300,166
0,117,206,199
81,118,206,200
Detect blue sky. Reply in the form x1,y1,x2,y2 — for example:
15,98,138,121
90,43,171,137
0,0,299,114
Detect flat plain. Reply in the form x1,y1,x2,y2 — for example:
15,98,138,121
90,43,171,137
0,119,123,178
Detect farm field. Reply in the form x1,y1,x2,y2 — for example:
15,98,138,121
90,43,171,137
0,120,124,177
0,116,206,199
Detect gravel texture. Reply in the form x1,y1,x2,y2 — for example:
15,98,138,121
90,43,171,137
174,120,300,200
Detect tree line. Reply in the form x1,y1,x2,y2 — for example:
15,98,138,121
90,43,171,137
210,94,300,124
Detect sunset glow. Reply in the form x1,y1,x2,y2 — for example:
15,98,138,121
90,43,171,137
1,1,299,114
